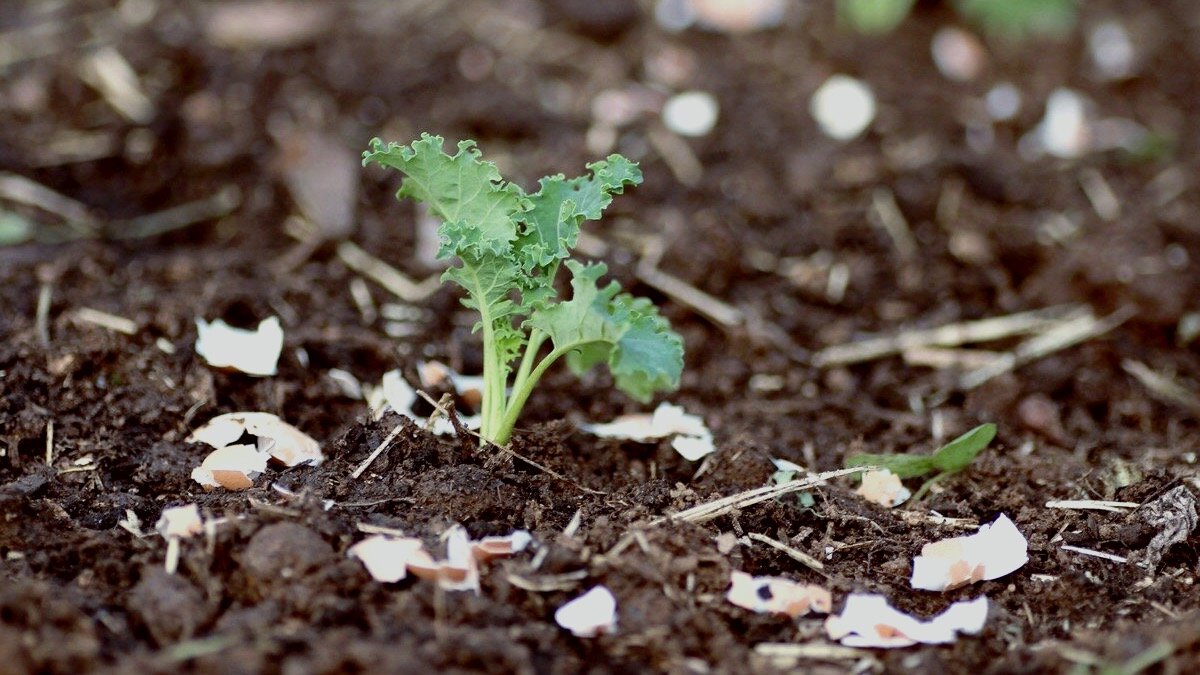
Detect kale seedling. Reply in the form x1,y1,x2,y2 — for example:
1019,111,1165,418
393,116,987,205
363,134,683,445
845,423,997,500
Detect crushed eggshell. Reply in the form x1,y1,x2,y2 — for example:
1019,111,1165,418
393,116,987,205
692,0,785,34
404,526,480,592
155,504,203,539
190,444,269,490
188,412,322,466
810,75,876,141
418,360,485,410
911,514,1028,591
582,402,715,461
471,530,533,562
555,585,618,638
825,593,988,648
726,571,832,618
372,369,482,435
348,535,428,583
194,316,283,377
855,469,911,508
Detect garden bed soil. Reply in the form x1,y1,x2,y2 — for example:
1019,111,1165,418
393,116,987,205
3,1,1200,672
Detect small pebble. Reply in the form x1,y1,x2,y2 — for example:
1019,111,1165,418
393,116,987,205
662,91,719,137
985,83,1021,121
1088,20,1135,80
810,75,876,141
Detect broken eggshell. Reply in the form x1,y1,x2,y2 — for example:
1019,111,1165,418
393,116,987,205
348,535,428,583
471,530,533,562
726,571,832,618
910,514,1028,591
582,402,715,461
372,369,482,435
155,504,203,539
855,469,912,508
188,411,322,466
825,593,988,648
555,585,618,638
403,526,480,592
194,316,283,377
190,444,269,490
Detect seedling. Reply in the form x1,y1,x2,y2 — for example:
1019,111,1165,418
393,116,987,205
838,0,1077,39
363,134,684,445
845,423,997,500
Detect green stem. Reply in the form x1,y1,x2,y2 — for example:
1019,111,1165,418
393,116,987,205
478,318,507,443
508,328,547,413
491,339,605,446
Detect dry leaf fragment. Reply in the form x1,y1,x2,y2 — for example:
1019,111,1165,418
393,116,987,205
471,530,533,562
583,402,715,461
855,469,911,508
348,535,428,583
190,444,269,490
194,316,283,377
188,412,322,466
825,594,988,648
726,571,831,618
155,504,203,539
910,514,1028,591
555,586,618,638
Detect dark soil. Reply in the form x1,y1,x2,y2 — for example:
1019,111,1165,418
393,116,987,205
3,1,1200,673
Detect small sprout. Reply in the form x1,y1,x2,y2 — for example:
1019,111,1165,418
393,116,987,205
910,514,1029,591
855,469,911,508
555,586,618,638
825,594,988,648
194,316,283,377
188,412,322,467
363,134,683,445
582,402,714,461
190,444,268,490
726,571,831,618
845,423,997,500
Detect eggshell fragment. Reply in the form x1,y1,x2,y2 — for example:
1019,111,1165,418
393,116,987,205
404,526,480,592
190,444,269,490
726,571,832,618
555,586,618,638
194,316,283,377
692,0,785,34
471,530,533,562
373,369,482,435
825,593,988,648
583,402,715,461
855,469,911,508
348,535,428,583
155,504,203,539
910,514,1028,591
188,412,322,467
810,75,876,141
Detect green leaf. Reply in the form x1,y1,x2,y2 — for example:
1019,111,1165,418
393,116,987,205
930,423,997,473
845,453,936,479
517,155,642,269
363,134,527,259
953,0,1076,39
531,260,683,402
838,0,916,34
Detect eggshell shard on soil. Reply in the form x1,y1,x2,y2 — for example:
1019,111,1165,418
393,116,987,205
692,0,785,33
855,469,911,507
810,75,876,141
583,402,715,460
348,535,428,583
373,369,482,435
471,530,533,562
662,91,719,137
188,411,322,466
726,571,832,618
555,586,618,638
194,316,283,377
190,444,269,490
155,504,203,539
825,594,988,648
404,526,480,592
910,514,1028,591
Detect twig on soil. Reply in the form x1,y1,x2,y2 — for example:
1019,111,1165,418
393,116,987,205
657,467,868,526
109,186,241,240
247,497,301,518
754,643,876,666
1079,168,1120,222
0,172,98,236
895,510,979,529
1121,359,1200,415
71,307,138,335
901,346,1002,371
1060,544,1128,564
959,306,1136,390
350,420,406,479
746,532,826,574
77,47,155,124
506,570,588,593
44,420,53,466
647,127,703,187
813,304,1085,367
1046,499,1139,513
336,240,441,302
870,188,918,262
35,281,52,347
348,277,378,324
356,523,408,537
636,262,744,328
